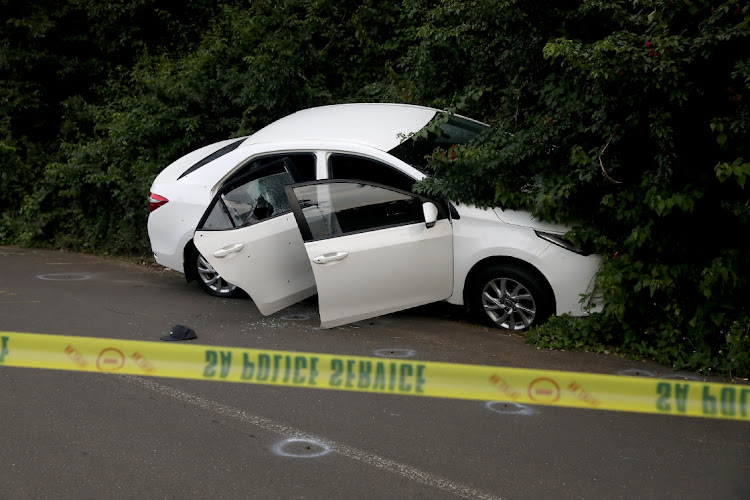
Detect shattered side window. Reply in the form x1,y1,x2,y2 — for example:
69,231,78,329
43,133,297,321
222,171,295,227
201,202,234,230
197,157,299,231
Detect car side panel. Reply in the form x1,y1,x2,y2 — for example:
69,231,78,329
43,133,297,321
448,204,601,316
148,184,212,272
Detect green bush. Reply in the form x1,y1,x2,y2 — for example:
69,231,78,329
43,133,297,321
413,1,749,377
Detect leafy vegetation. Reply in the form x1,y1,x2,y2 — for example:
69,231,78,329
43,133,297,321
1,1,748,376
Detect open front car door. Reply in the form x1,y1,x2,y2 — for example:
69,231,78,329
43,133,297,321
194,158,317,315
285,180,454,328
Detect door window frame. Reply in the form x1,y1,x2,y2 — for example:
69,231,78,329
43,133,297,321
327,152,418,193
284,179,449,243
197,157,302,231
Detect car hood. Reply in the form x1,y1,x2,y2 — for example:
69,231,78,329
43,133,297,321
493,208,572,234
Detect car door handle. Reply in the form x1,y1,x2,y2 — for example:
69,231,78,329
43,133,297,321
312,251,349,264
213,243,245,258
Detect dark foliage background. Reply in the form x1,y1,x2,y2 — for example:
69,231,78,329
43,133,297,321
1,1,748,376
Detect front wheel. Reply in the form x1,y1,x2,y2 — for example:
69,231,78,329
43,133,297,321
190,250,241,298
469,264,553,331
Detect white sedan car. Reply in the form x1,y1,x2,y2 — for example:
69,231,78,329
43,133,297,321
148,103,602,330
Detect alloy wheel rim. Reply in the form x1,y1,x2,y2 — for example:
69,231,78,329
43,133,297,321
196,254,237,295
481,277,536,330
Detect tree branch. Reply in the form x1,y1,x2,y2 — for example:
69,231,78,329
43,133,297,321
599,134,622,184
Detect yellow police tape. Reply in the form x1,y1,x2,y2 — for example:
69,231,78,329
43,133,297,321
1,330,748,421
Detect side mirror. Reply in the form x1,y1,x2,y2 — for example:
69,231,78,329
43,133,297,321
422,202,438,228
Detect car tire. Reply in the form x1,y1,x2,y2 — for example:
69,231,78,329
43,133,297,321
188,248,241,298
469,264,553,331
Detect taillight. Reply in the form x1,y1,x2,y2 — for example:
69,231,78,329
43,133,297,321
148,192,169,213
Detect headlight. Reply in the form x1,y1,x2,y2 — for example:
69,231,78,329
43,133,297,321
535,231,592,256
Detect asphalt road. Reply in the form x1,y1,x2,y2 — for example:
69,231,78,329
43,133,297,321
1,246,748,499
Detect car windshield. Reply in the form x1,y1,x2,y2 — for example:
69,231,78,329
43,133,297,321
178,138,246,180
387,113,488,173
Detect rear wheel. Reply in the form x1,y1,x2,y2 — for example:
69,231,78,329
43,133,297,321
188,247,240,298
469,264,553,331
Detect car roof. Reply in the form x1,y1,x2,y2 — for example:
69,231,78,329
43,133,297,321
153,103,484,186
240,103,441,152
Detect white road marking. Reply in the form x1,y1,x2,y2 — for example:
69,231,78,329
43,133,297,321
121,376,501,500
272,437,332,458
373,348,417,358
36,273,91,281
485,401,537,415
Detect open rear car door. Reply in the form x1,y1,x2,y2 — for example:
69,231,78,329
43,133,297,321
194,158,316,315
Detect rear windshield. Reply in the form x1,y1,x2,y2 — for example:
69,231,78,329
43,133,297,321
178,138,246,180
388,114,487,173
